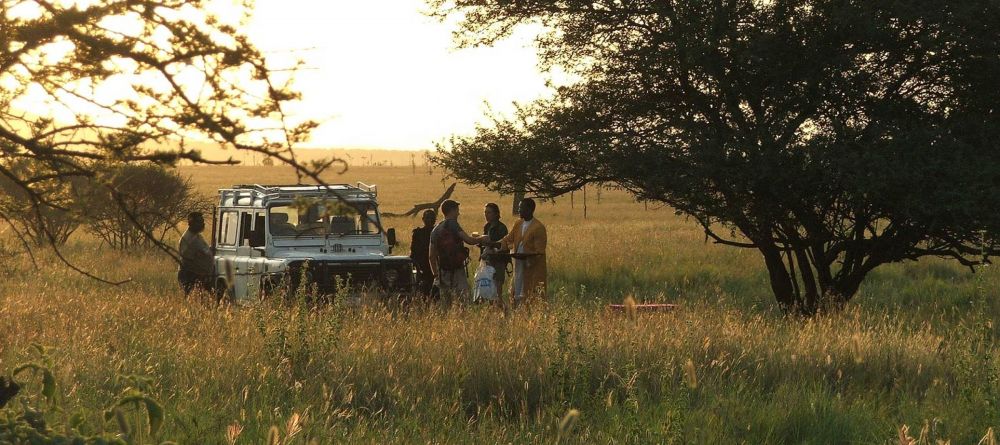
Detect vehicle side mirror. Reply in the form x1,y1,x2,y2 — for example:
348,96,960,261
386,228,397,246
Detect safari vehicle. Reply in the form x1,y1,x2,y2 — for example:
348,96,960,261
210,183,413,301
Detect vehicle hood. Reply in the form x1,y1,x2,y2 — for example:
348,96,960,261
267,249,388,262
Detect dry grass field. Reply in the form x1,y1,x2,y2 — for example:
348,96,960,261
3,164,1000,444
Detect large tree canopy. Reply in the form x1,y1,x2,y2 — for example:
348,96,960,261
430,0,1000,313
0,0,339,280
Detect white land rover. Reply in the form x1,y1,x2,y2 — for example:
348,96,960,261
210,183,413,301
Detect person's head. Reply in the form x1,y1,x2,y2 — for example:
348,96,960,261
518,198,536,221
484,202,500,223
187,211,205,233
441,199,460,220
421,209,437,227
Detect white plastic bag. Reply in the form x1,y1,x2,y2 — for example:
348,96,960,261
473,261,497,302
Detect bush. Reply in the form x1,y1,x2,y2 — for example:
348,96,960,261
82,164,210,250
1,346,167,444
0,159,84,246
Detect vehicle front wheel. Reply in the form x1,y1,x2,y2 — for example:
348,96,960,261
260,274,292,301
214,278,233,305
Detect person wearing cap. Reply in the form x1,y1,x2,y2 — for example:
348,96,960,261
178,211,215,296
428,199,488,301
409,209,437,297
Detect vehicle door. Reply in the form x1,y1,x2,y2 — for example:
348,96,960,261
215,209,241,295
239,210,268,299
231,211,259,300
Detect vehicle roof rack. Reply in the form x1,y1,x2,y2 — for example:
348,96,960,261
218,184,377,207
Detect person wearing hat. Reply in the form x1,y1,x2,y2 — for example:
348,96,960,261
178,211,215,296
428,199,488,301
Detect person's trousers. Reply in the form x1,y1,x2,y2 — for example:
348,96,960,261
416,271,435,298
178,270,213,296
438,268,469,301
490,262,507,301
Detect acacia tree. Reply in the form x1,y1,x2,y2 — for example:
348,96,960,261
82,163,210,250
429,0,1000,313
0,159,85,246
0,0,343,281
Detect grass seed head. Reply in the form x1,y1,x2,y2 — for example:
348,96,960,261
558,408,580,441
684,358,698,389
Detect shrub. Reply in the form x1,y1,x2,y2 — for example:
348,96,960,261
81,163,210,250
0,159,84,246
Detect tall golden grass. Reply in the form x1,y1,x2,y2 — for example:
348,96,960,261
1,165,999,443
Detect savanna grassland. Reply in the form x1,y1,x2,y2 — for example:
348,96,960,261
3,165,1000,444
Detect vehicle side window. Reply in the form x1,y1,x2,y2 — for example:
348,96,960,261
252,212,266,245
218,211,239,247
254,212,265,230
238,212,253,245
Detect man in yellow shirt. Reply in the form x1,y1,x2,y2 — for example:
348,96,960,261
495,198,547,305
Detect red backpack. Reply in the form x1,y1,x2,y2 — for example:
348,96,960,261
437,224,469,270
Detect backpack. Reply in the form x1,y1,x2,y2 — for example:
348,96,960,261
436,222,469,270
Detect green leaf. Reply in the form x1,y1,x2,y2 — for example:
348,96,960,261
41,369,56,404
69,409,86,430
12,363,40,377
143,398,164,435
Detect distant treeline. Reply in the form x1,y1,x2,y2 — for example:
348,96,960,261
169,142,435,168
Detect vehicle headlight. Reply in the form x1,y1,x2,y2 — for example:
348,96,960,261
383,268,399,286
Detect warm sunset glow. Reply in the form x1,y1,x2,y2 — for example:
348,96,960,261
4,0,552,151
243,0,552,150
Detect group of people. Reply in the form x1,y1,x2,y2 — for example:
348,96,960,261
410,198,547,307
175,197,548,306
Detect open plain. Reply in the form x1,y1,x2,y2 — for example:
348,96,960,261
2,165,999,444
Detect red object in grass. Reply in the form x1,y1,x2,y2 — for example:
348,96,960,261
607,303,679,312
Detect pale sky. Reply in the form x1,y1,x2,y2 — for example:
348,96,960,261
244,0,552,150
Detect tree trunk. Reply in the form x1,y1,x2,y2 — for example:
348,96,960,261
759,245,799,312
793,248,820,313
757,242,878,315
512,191,524,216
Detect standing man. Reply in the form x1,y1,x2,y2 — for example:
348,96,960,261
429,199,488,301
496,198,547,305
409,209,436,298
178,211,214,296
481,202,510,304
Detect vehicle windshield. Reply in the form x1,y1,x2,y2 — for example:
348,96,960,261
268,200,380,237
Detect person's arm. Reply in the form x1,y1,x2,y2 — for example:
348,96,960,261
458,229,486,245
496,224,516,251
429,239,439,278
195,234,213,257
450,220,484,245
497,224,509,252
537,224,547,254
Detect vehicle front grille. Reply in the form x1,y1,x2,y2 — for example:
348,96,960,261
282,260,411,297
312,262,382,293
